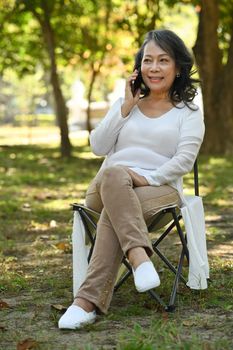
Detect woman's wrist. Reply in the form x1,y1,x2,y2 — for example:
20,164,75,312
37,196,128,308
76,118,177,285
121,101,135,118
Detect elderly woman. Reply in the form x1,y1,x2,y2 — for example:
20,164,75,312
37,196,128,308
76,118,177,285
59,29,205,329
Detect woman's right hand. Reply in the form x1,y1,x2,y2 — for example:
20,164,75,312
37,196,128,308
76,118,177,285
121,70,141,118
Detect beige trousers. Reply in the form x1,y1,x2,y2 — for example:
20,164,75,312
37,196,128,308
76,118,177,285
75,166,181,314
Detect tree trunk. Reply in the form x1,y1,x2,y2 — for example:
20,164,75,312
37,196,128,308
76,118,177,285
86,63,97,135
36,4,72,157
193,0,233,154
222,23,233,154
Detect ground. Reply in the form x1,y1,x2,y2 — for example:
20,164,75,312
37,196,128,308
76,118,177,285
0,127,232,350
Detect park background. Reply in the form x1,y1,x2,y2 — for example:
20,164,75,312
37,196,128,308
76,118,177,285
0,0,232,349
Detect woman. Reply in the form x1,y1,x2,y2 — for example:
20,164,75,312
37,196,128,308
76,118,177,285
59,29,205,329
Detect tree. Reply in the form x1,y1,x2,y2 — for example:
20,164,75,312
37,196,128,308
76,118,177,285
77,0,113,134
193,0,233,154
0,0,124,151
112,0,161,50
17,0,77,157
165,0,233,154
0,0,84,157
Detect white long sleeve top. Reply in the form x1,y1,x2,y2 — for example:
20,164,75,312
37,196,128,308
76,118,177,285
90,97,209,289
90,97,205,197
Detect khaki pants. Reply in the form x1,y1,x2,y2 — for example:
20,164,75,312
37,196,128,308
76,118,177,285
75,166,181,314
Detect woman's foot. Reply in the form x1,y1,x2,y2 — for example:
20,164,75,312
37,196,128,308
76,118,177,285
58,298,96,330
73,297,95,312
133,261,160,292
128,247,160,292
128,247,150,270
58,305,96,329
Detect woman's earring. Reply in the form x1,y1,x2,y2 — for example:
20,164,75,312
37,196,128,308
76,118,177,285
176,73,180,78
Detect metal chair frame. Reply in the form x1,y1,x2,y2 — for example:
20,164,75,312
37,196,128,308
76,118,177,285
72,160,199,312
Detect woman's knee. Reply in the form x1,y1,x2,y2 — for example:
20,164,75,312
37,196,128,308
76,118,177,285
85,173,104,212
101,166,131,186
85,192,103,213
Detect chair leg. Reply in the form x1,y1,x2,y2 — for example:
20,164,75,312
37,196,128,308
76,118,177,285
148,290,168,309
152,219,177,247
184,235,189,264
167,247,185,311
87,237,96,262
77,209,97,262
79,209,96,244
114,258,132,291
153,245,187,285
114,270,132,291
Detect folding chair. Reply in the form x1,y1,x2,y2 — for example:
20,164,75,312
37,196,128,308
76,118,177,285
71,160,200,312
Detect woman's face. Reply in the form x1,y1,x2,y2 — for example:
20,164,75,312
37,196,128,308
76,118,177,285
141,40,178,96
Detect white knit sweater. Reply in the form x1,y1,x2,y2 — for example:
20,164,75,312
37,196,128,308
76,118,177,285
90,97,205,197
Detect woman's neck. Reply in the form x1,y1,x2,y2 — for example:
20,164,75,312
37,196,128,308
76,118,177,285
143,92,172,105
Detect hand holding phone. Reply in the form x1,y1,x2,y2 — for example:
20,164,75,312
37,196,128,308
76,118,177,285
121,69,141,117
130,67,142,97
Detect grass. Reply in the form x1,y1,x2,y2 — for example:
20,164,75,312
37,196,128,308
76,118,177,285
117,321,232,350
0,126,232,350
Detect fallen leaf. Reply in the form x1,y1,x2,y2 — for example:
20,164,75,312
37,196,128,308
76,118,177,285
33,193,54,200
162,312,169,321
51,304,67,312
182,319,196,327
0,300,10,309
17,338,37,350
55,242,70,252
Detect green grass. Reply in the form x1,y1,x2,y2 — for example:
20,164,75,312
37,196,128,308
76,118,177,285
0,129,232,350
117,321,232,350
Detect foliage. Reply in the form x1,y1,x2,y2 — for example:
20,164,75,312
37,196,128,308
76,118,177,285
0,1,198,123
0,4,44,76
165,0,233,62
218,0,233,59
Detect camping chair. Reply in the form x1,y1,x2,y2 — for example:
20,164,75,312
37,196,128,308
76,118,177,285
71,160,200,312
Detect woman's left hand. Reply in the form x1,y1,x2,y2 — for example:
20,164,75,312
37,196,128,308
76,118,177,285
127,169,149,187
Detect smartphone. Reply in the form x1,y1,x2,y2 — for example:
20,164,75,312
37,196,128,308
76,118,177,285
131,67,143,97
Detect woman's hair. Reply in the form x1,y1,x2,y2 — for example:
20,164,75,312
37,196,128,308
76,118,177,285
133,29,199,108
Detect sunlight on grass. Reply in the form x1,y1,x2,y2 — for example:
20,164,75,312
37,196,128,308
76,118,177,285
208,157,231,166
63,183,88,192
42,199,71,211
78,152,99,159
0,126,89,147
213,198,233,206
30,222,49,232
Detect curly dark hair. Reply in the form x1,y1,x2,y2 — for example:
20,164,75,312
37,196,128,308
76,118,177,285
133,29,199,109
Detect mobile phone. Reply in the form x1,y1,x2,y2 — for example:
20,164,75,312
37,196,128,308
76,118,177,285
131,67,143,96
